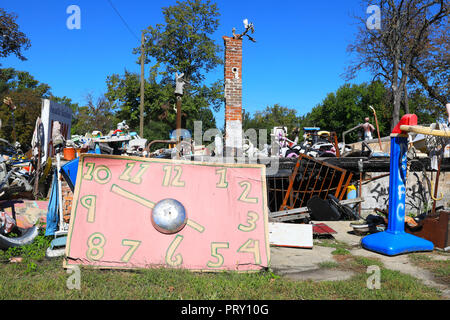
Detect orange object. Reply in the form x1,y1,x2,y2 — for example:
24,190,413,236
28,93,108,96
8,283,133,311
63,147,76,160
75,147,88,158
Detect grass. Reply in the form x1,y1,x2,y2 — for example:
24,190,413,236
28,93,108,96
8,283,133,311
0,230,445,300
314,239,353,250
0,257,444,300
409,253,450,286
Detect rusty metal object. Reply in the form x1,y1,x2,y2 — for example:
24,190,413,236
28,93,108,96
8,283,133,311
331,132,341,158
432,157,443,213
405,211,449,249
145,140,177,154
278,153,351,211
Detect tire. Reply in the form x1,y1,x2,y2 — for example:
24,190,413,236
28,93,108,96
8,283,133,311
0,226,39,250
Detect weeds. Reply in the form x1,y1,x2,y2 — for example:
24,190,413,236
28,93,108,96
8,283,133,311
0,226,52,273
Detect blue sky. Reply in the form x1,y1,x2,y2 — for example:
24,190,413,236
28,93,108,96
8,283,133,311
1,0,373,129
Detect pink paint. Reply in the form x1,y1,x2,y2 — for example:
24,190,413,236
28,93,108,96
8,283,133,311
65,155,270,271
1,200,49,228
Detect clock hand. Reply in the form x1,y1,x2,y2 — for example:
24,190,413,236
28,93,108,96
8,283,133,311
111,184,204,233
110,184,155,209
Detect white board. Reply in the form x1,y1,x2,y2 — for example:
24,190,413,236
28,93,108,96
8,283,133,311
40,99,72,160
269,222,313,248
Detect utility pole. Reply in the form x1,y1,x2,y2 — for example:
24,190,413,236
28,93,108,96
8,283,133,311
175,72,186,143
140,31,145,137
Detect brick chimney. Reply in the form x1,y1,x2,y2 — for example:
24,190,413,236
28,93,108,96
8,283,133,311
223,35,243,158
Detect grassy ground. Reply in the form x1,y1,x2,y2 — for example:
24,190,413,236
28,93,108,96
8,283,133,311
0,233,446,300
409,252,450,286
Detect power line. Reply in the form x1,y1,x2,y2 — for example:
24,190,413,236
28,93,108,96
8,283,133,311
105,0,140,41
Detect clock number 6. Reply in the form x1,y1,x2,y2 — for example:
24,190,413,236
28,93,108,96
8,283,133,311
166,235,184,267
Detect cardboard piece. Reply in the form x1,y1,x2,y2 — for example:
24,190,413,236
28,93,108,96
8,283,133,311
64,154,270,271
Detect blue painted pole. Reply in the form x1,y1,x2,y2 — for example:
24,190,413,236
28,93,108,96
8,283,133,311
386,136,408,235
361,115,434,256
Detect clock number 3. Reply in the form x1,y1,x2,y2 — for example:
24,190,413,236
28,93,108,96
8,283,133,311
238,211,259,232
162,165,185,187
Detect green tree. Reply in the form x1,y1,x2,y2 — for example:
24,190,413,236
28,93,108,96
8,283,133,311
0,8,31,63
139,0,223,111
70,94,117,136
0,69,52,149
106,71,216,142
243,104,301,143
346,0,449,129
300,82,390,143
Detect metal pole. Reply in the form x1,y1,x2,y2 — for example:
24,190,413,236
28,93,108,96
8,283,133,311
140,31,145,138
176,96,182,143
369,106,382,151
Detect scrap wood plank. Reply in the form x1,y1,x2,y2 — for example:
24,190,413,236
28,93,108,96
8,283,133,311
400,125,450,137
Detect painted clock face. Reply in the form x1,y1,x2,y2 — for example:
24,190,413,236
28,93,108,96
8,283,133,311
64,154,270,271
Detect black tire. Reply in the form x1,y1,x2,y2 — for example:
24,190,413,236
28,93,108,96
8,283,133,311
0,226,39,250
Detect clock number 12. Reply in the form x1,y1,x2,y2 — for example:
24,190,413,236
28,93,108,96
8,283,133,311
162,165,185,187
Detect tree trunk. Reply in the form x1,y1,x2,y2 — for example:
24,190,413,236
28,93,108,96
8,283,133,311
403,84,409,115
392,90,402,130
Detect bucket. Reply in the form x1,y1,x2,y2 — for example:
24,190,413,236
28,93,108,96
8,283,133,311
63,148,76,161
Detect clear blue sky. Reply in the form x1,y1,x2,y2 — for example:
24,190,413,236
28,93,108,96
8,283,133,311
1,0,372,129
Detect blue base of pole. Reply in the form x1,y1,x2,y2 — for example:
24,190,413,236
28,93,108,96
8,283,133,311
361,231,434,256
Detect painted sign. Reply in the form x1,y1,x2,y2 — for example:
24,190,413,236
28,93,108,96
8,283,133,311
64,154,270,271
40,99,72,160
